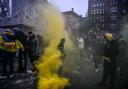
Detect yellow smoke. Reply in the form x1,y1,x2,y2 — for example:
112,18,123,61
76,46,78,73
36,4,71,89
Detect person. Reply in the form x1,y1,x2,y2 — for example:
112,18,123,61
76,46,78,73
117,35,127,78
26,31,37,72
0,30,24,77
34,35,44,60
84,37,89,60
77,37,84,57
98,33,119,89
117,35,128,89
58,38,66,76
12,28,28,73
92,38,101,72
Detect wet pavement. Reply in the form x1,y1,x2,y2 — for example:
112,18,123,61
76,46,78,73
0,58,103,89
66,57,104,89
0,73,37,89
0,56,124,89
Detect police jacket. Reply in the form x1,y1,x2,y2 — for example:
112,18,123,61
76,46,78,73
103,40,119,61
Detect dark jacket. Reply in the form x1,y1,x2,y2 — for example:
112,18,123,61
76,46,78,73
103,40,119,62
58,43,65,54
12,30,28,47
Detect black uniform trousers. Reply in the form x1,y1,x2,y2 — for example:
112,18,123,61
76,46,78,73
18,48,27,73
27,48,36,71
102,60,117,89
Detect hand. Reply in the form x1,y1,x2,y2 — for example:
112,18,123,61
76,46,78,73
102,56,111,63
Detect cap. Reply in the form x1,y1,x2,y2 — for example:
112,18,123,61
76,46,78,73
105,33,113,41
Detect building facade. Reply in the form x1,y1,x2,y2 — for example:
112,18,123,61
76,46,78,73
63,8,82,38
88,0,128,33
0,0,47,31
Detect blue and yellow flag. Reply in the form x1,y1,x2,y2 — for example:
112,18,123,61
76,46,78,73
0,35,23,52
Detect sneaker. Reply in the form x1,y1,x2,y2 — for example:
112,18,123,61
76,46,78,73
0,76,7,79
95,69,98,73
9,74,15,78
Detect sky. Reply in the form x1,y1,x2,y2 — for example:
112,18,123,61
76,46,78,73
48,0,88,17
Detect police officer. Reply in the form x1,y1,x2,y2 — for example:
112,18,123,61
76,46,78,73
98,33,119,89
27,31,37,72
58,38,66,76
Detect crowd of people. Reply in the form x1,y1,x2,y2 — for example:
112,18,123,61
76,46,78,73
0,28,128,89
0,28,43,78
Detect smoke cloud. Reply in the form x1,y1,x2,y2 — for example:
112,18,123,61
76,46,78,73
34,3,79,89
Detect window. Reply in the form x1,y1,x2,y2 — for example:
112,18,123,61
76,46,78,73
94,9,96,14
111,16,118,21
97,3,99,7
94,4,96,7
99,17,104,22
102,3,104,6
111,7,118,13
91,4,94,8
100,3,102,7
100,9,104,14
99,16,104,22
122,0,126,2
102,24,104,27
1,0,3,2
111,23,117,29
111,0,118,5
91,10,93,14
96,17,99,20
91,9,104,15
91,9,97,15
123,9,126,13
93,3,105,8
0,7,1,13
99,3,104,7
93,18,96,23
96,9,99,14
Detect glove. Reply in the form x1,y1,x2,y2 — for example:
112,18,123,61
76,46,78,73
102,56,111,63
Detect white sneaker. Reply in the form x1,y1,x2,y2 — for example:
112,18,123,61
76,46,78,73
27,70,33,74
95,69,98,73
0,76,7,79
9,74,15,78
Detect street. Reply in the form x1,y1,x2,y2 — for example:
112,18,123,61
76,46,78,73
0,55,126,89
0,56,103,89
0,73,37,89
66,56,104,89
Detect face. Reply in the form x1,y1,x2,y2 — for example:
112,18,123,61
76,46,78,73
62,40,65,44
28,33,33,37
61,39,65,44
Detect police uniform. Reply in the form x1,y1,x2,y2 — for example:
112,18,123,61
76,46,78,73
99,33,119,89
58,38,65,76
